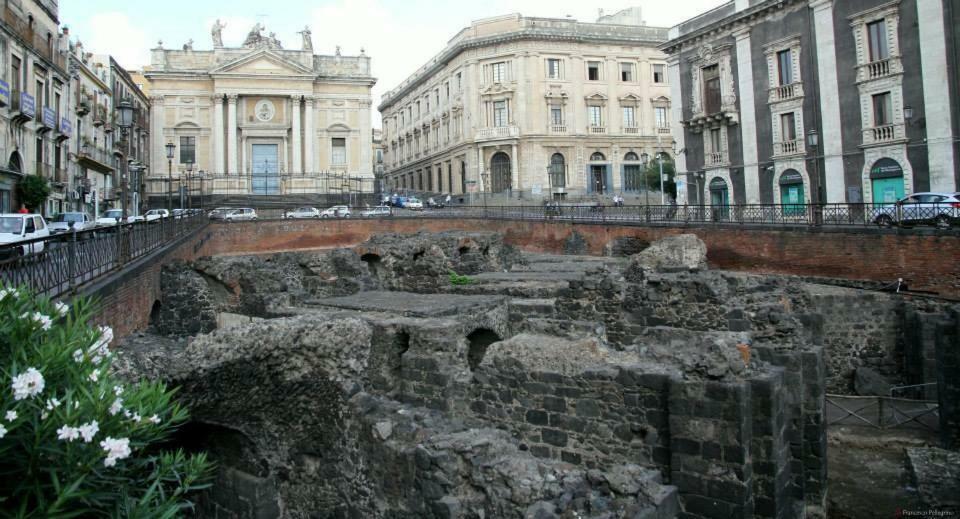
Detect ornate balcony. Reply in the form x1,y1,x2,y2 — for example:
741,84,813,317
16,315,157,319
475,125,520,141
862,123,905,147
657,127,672,135
622,126,639,135
768,83,805,104
774,139,803,157
549,125,567,134
856,58,902,83
588,126,607,135
705,151,728,167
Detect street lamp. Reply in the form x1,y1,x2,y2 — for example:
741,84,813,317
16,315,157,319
640,152,650,207
807,129,823,223
117,99,135,223
165,142,175,211
185,160,194,210
657,152,666,205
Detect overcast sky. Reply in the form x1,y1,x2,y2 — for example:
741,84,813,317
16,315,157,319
61,0,726,125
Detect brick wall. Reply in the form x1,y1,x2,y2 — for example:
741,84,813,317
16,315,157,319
199,220,960,298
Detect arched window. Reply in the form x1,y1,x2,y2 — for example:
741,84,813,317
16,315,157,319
624,152,639,162
490,152,511,193
590,152,606,162
549,153,566,188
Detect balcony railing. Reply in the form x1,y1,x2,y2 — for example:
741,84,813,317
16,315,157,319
588,126,607,135
774,140,802,157
657,127,672,135
857,58,901,83
863,124,903,145
2,6,67,71
705,151,728,167
549,125,567,134
623,126,639,134
769,83,804,103
476,125,520,140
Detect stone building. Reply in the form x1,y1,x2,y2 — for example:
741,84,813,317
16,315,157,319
91,55,151,215
663,0,960,208
143,22,375,206
379,11,674,200
66,40,115,216
0,0,71,214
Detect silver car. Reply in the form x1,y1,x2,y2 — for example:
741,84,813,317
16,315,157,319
48,212,94,234
873,192,960,228
284,207,320,219
223,208,258,222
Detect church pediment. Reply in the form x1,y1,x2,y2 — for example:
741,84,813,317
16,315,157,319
211,50,314,76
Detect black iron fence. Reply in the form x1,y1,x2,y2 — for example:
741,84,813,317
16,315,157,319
0,215,206,299
217,202,960,229
826,394,939,431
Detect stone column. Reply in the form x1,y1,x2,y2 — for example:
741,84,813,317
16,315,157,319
304,96,315,173
734,28,760,204
477,145,485,192
226,95,238,174
212,95,224,174
359,99,372,181
810,0,846,202
291,95,302,174
607,58,620,135
150,96,165,176
917,0,956,193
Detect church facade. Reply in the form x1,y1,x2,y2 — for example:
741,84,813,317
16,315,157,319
143,23,375,205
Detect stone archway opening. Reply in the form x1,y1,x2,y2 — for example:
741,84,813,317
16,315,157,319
149,300,162,328
467,328,501,371
360,253,381,277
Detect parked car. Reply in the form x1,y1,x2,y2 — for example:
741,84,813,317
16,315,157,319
95,209,140,227
48,212,94,234
405,197,424,211
361,205,392,217
172,209,187,218
208,207,233,220
285,207,320,219
144,209,170,222
873,192,960,227
223,208,258,222
320,205,352,218
0,214,49,258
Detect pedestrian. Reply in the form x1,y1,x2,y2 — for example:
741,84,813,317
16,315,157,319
445,194,451,206
17,204,29,214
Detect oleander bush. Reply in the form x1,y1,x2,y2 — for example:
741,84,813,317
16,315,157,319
0,286,213,517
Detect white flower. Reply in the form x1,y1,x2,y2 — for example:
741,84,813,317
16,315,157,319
5,410,17,422
109,398,123,416
88,369,99,383
57,425,80,442
123,409,132,419
100,437,131,467
131,413,141,423
11,368,45,401
0,424,6,439
72,349,84,363
78,421,99,443
0,288,15,301
54,301,69,316
40,411,48,420
149,414,161,425
44,398,61,411
113,386,123,396
21,312,53,331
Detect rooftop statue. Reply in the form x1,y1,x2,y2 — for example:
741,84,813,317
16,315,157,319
298,26,313,52
211,19,226,48
242,22,282,50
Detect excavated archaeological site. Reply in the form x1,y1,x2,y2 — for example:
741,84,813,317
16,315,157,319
114,231,960,519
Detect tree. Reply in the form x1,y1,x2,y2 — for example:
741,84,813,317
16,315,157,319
643,154,677,200
17,175,51,212
0,287,214,515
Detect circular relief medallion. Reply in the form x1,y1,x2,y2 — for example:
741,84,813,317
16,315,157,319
255,99,275,122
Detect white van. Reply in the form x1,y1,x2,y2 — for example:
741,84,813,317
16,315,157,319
0,214,50,258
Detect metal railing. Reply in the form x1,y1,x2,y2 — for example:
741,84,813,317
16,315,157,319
204,203,960,230
826,394,939,431
0,215,206,299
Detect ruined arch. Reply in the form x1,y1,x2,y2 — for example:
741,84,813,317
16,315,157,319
467,328,501,371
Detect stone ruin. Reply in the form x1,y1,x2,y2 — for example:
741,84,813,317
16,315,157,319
116,231,960,518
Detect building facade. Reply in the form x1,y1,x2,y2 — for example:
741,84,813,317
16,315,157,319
0,0,71,214
663,0,960,208
91,55,150,215
143,22,375,206
379,11,674,201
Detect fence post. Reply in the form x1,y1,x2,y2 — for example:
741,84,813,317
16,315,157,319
67,229,78,291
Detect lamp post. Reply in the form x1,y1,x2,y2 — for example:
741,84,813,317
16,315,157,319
806,129,822,224
658,152,666,205
116,99,135,223
640,152,650,207
165,142,175,212
185,160,194,210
